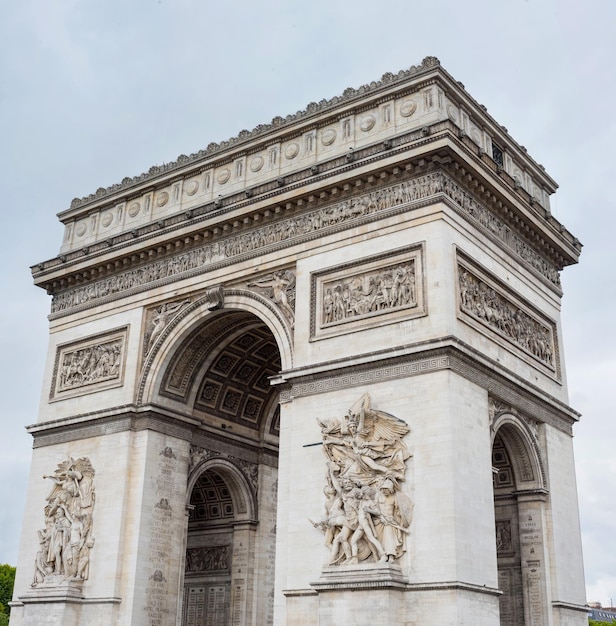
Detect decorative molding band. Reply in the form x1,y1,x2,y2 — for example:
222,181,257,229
404,581,502,597
551,601,591,613
310,244,426,340
49,326,129,401
309,576,501,596
279,355,450,401
279,341,577,435
29,410,193,449
16,595,122,606
49,169,560,318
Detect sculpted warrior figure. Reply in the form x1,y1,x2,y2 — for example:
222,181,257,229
312,394,413,566
32,457,96,586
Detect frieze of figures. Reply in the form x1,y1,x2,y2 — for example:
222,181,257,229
458,265,555,368
311,394,413,566
32,457,96,587
51,171,559,315
185,546,229,573
51,328,127,399
323,261,416,326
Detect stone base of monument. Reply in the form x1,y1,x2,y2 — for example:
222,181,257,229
312,563,409,590
308,563,408,625
10,580,121,626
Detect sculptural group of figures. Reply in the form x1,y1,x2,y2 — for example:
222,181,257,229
59,343,122,390
32,458,95,586
312,394,413,566
323,262,416,324
458,268,554,365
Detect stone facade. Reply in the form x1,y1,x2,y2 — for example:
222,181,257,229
11,57,586,625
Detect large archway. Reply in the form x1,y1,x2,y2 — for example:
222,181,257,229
492,414,549,626
153,306,284,626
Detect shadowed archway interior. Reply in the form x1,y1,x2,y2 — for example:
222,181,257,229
168,310,282,626
160,309,282,437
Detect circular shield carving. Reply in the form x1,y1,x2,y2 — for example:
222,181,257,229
156,191,169,207
217,168,231,184
447,104,458,122
185,180,199,196
128,202,141,217
285,142,300,159
101,213,113,228
321,129,337,146
400,100,417,117
250,156,264,172
75,222,87,237
359,115,376,132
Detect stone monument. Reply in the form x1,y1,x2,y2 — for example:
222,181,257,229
10,57,587,625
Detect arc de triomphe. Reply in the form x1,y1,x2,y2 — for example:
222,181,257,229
10,57,587,625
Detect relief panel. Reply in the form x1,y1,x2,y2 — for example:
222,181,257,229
50,326,129,400
456,252,559,376
311,244,425,340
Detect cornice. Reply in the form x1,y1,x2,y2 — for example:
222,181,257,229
275,337,579,434
34,139,578,321
61,57,443,214
58,57,558,224
27,403,280,454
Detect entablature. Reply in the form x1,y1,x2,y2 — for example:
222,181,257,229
39,58,574,263
33,130,579,308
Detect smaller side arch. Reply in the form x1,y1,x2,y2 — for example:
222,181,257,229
187,456,258,523
491,412,546,492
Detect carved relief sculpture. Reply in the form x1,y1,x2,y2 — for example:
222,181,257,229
32,457,95,586
247,269,296,327
50,172,560,316
312,394,413,565
144,299,191,356
51,328,128,400
323,261,416,325
458,263,556,369
312,246,425,339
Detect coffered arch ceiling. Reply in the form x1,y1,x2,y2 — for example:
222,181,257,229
160,309,281,436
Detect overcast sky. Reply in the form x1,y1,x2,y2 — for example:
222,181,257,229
1,0,614,607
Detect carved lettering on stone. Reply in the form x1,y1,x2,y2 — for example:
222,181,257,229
458,262,557,370
32,457,95,587
50,327,128,400
50,172,560,316
246,270,295,327
311,394,413,565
